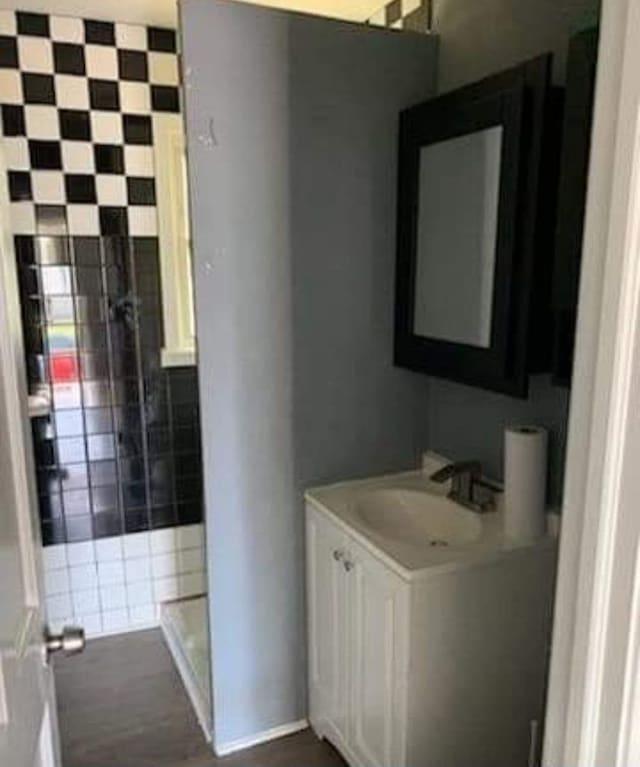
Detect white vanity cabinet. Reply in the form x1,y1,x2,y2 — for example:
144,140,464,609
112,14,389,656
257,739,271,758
307,503,409,766
306,505,351,754
306,499,556,767
348,537,410,767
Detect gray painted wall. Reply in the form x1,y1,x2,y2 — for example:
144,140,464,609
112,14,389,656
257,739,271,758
426,0,600,501
181,0,437,747
433,0,601,91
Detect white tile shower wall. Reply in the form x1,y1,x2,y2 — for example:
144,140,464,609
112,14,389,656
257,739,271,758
43,523,205,637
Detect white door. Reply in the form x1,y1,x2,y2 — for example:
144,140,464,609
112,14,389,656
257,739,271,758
542,1,640,765
0,151,81,767
348,541,409,767
306,507,350,752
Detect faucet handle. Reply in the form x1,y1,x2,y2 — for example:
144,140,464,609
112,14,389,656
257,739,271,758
429,460,481,484
429,460,498,513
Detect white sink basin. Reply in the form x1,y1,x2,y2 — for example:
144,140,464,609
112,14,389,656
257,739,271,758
353,488,482,547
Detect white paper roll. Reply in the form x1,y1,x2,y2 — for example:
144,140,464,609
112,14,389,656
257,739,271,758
504,425,548,542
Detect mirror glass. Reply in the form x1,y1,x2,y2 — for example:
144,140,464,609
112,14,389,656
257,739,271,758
413,126,503,348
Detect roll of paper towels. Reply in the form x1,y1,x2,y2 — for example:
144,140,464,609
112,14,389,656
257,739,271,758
504,425,548,542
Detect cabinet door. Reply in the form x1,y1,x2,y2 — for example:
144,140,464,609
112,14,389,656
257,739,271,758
348,542,409,767
307,507,350,751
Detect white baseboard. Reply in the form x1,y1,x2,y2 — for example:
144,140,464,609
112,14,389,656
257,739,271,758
214,719,309,757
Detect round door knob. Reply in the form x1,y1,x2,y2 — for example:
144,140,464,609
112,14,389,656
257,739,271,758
45,625,85,659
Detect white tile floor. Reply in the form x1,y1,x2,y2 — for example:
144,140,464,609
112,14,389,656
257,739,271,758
44,523,206,637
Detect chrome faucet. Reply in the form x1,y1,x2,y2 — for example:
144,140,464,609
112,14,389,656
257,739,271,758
429,460,498,512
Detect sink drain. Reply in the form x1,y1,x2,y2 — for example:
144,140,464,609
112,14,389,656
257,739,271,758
429,539,448,547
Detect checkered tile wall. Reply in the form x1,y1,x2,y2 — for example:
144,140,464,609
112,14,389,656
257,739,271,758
367,0,431,32
0,9,181,236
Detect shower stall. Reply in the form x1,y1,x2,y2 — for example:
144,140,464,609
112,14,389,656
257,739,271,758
15,231,211,736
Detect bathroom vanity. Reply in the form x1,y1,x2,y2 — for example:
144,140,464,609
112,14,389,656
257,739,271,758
305,461,556,767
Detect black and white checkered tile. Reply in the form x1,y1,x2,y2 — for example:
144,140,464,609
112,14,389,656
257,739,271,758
367,0,431,32
0,10,181,236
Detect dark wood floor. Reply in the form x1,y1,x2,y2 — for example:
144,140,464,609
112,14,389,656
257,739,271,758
55,628,345,767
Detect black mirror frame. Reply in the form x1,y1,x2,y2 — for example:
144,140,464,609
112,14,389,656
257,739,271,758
394,56,552,398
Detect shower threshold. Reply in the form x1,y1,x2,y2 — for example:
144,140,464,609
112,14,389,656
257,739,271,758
160,595,211,742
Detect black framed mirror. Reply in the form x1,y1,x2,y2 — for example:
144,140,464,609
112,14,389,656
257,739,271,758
394,56,552,398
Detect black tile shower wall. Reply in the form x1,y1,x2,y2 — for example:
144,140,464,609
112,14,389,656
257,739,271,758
0,9,201,545
17,235,203,546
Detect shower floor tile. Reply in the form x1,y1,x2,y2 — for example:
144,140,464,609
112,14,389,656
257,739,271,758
54,628,346,767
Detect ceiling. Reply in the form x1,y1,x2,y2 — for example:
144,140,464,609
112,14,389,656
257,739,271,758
232,0,385,21
0,0,385,27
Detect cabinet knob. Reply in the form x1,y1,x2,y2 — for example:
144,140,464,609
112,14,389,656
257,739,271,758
333,549,344,562
344,560,354,572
